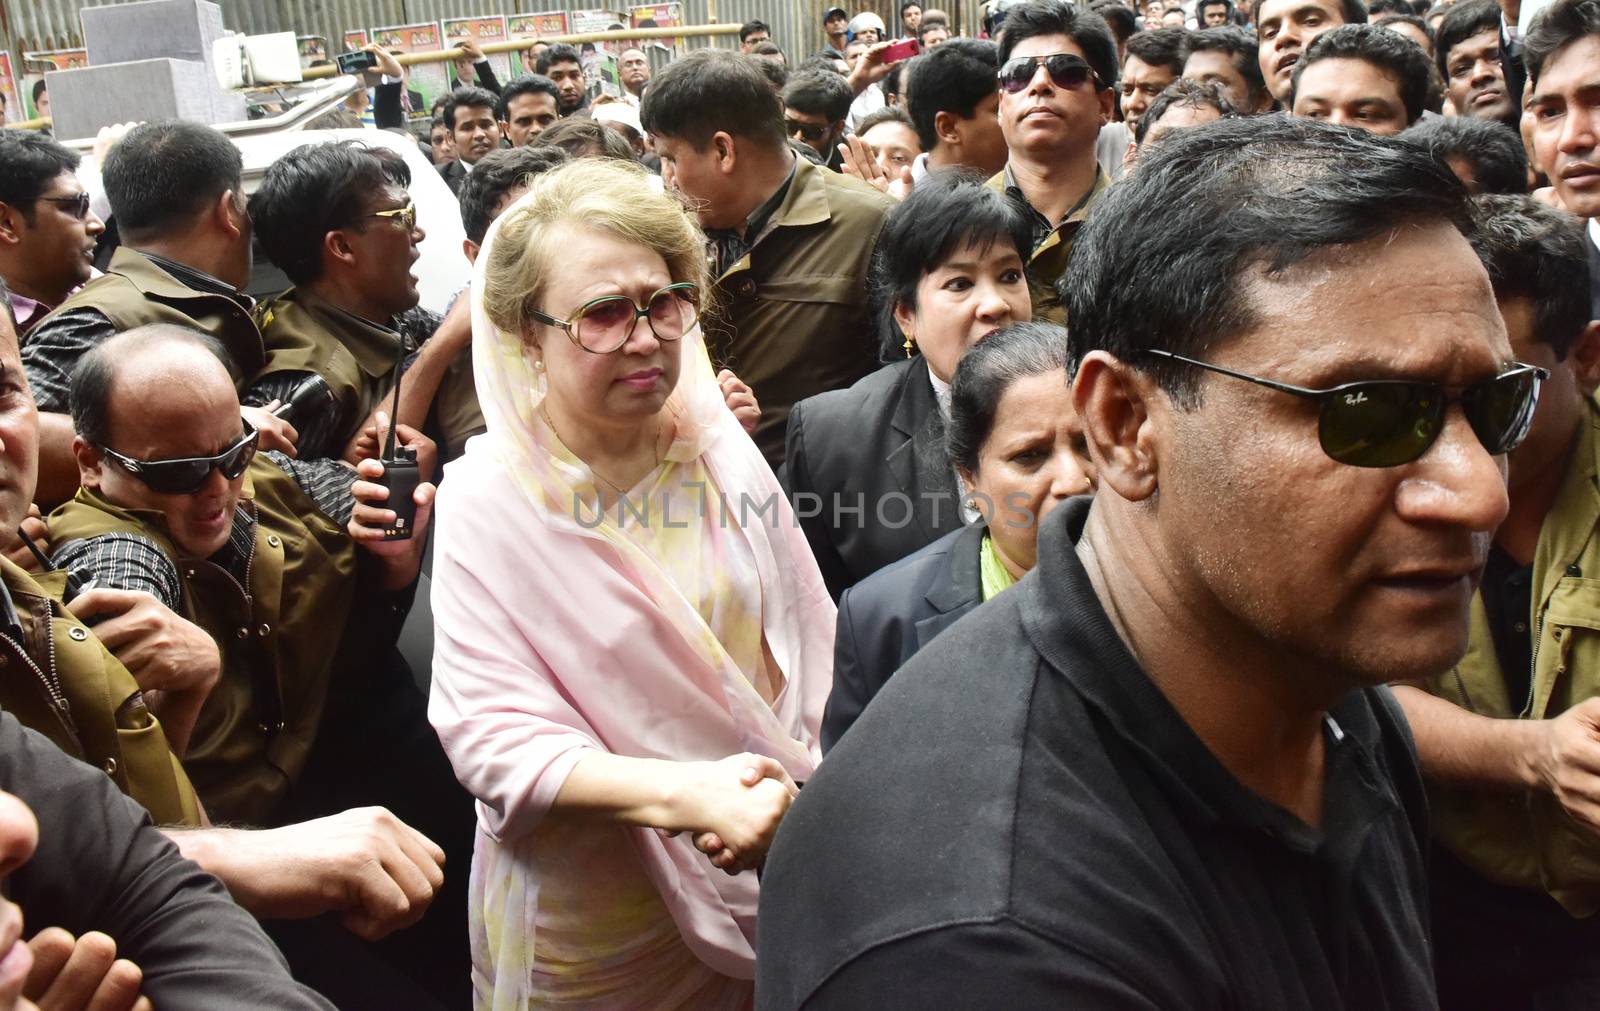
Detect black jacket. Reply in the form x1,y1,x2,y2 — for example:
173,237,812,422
437,158,468,196
824,522,984,751
758,498,1436,1010
1588,224,1600,322
782,357,964,600
0,709,332,1008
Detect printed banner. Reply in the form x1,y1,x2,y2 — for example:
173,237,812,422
443,16,514,89
0,54,19,125
372,21,448,116
629,3,683,48
297,35,330,70
20,49,87,120
342,29,369,52
569,9,629,55
509,11,570,74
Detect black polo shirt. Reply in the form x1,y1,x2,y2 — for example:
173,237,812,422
756,498,1436,1010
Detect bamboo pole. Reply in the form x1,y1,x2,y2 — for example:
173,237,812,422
301,22,741,80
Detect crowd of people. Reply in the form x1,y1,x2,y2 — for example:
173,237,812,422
0,0,1592,1004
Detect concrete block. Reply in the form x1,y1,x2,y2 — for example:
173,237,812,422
80,0,229,84
46,59,245,141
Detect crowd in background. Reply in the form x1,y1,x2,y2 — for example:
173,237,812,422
0,0,1590,1005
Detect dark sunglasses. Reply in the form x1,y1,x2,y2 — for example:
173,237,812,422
998,53,1103,94
1143,349,1548,467
785,118,830,142
97,422,260,494
37,192,92,220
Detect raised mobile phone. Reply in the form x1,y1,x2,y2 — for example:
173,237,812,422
335,50,378,74
881,38,920,62
376,348,417,542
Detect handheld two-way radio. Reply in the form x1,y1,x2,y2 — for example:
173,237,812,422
376,342,419,542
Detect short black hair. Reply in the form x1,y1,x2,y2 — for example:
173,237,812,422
1524,0,1600,86
902,0,923,13
71,324,233,450
31,80,46,104
998,0,1121,89
1367,0,1410,13
535,117,638,161
1063,114,1470,405
642,50,787,150
753,52,790,91
1292,22,1433,124
458,146,570,244
947,321,1071,474
1093,3,1142,43
1198,0,1235,15
536,43,583,74
1403,115,1528,193
783,68,854,122
496,74,561,121
1182,25,1268,103
871,171,1034,361
1126,25,1191,76
906,39,1001,150
249,141,411,285
1435,0,1502,78
444,86,499,130
740,19,771,41
859,105,917,136
1470,194,1592,357
1376,10,1435,45
0,131,80,222
918,19,952,41
1260,0,1371,25
101,120,242,244
1135,77,1239,142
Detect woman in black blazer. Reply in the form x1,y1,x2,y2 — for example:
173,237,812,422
823,321,1093,750
782,173,1034,600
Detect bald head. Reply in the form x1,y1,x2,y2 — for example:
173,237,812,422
70,324,236,451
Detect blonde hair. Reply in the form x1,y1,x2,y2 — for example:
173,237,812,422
482,159,709,340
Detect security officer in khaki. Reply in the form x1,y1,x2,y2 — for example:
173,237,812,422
1393,196,1600,1007
246,141,474,462
19,120,292,508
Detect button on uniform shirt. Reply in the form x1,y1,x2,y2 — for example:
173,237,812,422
756,498,1437,1010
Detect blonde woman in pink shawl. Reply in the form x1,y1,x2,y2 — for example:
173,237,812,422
428,159,835,1008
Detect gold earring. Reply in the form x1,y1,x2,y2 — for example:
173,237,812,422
903,332,915,359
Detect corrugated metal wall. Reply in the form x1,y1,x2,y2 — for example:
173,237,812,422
0,0,987,66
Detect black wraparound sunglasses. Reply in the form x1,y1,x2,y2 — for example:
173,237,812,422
97,422,260,494
998,53,1104,94
1143,349,1548,467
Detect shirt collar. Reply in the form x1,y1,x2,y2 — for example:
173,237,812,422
7,291,48,334
1003,163,1104,250
1588,217,1600,251
141,251,249,304
743,153,799,242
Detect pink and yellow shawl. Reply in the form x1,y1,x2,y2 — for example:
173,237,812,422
428,186,834,1008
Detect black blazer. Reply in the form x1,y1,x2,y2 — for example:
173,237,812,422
1588,226,1600,322
437,158,468,196
822,522,986,751
782,357,965,601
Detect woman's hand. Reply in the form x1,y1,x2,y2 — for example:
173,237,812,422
717,369,761,435
669,754,797,875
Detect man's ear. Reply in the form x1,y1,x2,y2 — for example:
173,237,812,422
324,228,358,270
216,189,246,240
1567,319,1600,396
1097,86,1115,126
72,435,104,491
463,238,480,264
713,131,739,175
1071,350,1162,503
933,109,962,148
0,202,24,248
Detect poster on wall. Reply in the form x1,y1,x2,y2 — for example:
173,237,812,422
569,9,629,55
508,12,570,74
342,29,369,52
371,21,448,115
0,54,19,124
296,36,329,70
628,3,683,49
442,16,514,89
20,48,87,120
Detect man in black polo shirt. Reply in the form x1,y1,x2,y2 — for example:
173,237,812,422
757,116,1526,1008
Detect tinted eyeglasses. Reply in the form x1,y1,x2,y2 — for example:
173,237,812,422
368,201,417,231
530,283,701,355
998,53,1103,94
97,422,260,494
1143,349,1548,467
785,118,830,143
37,192,92,220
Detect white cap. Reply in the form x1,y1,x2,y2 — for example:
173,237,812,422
848,12,887,35
592,101,644,137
